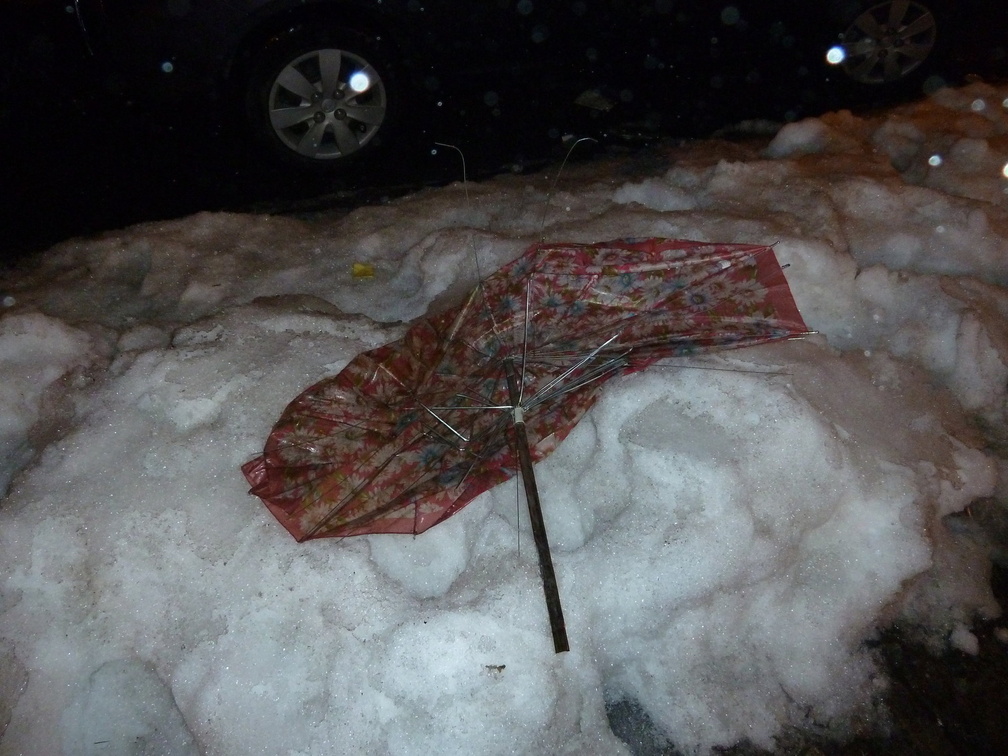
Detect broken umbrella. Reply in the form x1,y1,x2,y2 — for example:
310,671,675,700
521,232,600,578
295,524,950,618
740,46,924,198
242,237,809,652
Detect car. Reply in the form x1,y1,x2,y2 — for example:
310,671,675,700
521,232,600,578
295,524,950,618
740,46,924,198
61,1,1006,174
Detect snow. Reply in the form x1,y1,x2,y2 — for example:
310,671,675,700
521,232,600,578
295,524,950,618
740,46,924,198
2,80,1008,754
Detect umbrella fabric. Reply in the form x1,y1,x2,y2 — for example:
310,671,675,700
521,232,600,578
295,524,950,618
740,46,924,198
242,238,808,542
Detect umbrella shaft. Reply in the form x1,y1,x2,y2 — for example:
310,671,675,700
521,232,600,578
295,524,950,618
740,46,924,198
505,359,570,654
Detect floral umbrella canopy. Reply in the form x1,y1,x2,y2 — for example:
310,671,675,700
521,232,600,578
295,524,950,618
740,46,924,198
243,237,809,651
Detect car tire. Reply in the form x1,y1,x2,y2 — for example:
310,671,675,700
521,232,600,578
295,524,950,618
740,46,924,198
244,27,399,172
831,0,950,89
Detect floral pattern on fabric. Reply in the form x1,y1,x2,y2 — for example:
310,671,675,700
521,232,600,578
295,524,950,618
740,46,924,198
242,238,809,541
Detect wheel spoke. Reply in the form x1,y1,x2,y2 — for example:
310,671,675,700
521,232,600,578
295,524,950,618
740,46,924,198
343,103,385,126
883,52,903,81
854,12,886,39
332,121,361,155
888,0,911,28
899,41,934,64
900,13,935,38
276,65,317,102
849,54,882,79
846,39,880,57
296,121,327,157
270,105,316,130
317,49,343,98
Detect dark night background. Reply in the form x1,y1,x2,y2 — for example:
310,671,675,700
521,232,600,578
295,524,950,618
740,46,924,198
2,1,1001,266
0,3,627,261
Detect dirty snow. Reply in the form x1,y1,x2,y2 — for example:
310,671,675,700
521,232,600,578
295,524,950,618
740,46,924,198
2,81,1008,755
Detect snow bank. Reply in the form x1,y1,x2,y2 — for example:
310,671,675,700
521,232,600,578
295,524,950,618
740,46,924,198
0,311,107,496
2,82,1007,754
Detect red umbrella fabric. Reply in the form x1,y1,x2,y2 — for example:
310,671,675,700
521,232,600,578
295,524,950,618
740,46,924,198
243,237,806,539
242,237,808,651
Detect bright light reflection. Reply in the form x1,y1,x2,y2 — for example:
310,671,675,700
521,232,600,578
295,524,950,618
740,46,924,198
1002,162,1008,179
826,46,846,65
928,155,942,167
349,72,371,93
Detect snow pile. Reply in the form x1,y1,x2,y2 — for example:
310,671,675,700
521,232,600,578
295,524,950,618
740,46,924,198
0,312,105,496
2,82,1007,754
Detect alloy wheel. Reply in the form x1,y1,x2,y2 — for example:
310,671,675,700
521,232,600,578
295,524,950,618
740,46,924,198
267,47,387,160
840,1,938,84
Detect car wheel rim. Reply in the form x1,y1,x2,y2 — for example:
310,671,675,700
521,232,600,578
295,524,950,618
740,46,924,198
840,1,937,84
267,47,387,160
